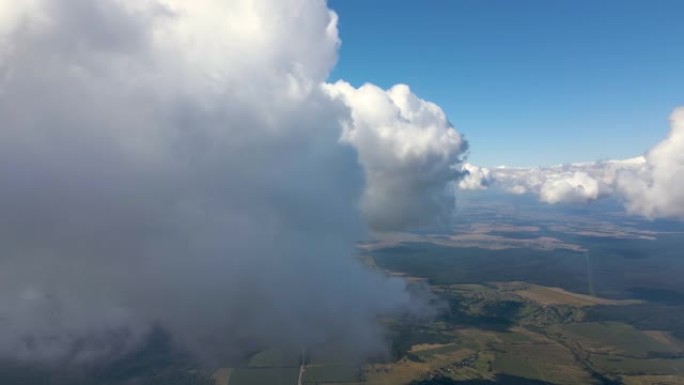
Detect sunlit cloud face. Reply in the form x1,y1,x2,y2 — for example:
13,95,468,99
618,108,684,219
0,0,465,363
326,81,467,231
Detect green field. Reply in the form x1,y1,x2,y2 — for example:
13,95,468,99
492,353,542,381
247,348,300,368
551,321,680,356
228,367,299,385
302,364,361,384
489,331,594,385
589,355,684,375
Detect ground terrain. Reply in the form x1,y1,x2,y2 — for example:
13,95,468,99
211,203,684,385
2,198,683,385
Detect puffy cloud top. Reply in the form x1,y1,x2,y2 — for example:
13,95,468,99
460,158,646,205
458,163,491,191
326,81,467,231
538,171,601,204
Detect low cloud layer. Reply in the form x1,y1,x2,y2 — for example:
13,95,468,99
0,0,465,364
460,108,684,219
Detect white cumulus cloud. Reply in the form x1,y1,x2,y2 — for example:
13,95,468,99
326,81,467,231
458,163,491,191
617,108,684,218
0,0,466,364
459,107,684,220
460,158,647,205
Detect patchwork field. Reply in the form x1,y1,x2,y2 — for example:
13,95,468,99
211,281,683,385
209,227,684,385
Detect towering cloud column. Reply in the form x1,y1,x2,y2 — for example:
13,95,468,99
618,108,684,218
0,0,467,362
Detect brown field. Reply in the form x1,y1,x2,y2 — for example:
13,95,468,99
212,368,233,385
363,346,476,385
363,359,433,385
643,330,684,351
448,283,492,292
360,230,587,252
493,281,640,306
409,343,451,353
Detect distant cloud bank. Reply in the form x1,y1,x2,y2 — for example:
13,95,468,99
459,107,684,220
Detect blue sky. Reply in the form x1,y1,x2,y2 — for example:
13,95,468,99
328,0,684,167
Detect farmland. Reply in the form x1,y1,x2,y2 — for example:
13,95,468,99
210,279,683,385
209,210,684,385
